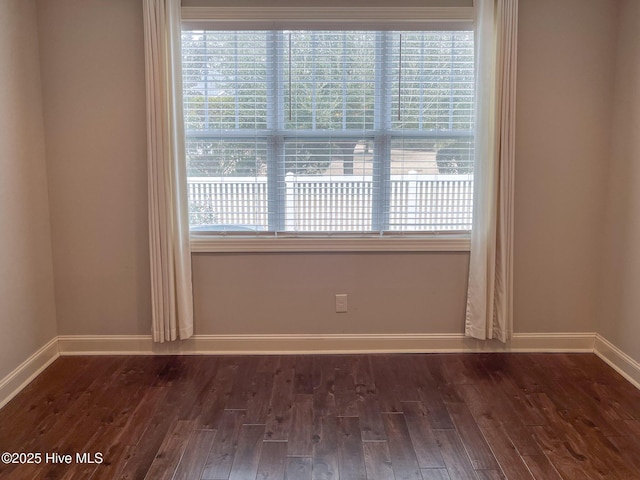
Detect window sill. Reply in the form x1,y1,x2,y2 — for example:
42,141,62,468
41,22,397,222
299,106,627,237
190,233,471,253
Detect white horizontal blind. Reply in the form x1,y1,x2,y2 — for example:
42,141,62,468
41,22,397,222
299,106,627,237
182,29,474,234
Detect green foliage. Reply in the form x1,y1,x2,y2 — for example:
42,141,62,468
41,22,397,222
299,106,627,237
436,142,474,174
186,139,266,177
188,199,219,225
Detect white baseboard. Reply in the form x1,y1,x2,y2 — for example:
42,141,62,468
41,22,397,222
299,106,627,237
594,334,640,390
0,337,60,409
57,332,596,356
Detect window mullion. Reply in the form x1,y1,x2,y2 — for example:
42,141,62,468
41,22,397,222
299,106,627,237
234,32,240,129
372,31,391,232
342,32,347,131
312,32,317,130
267,31,285,231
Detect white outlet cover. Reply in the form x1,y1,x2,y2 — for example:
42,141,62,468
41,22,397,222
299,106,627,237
335,294,348,313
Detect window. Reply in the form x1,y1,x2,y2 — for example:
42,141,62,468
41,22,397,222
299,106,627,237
182,26,474,240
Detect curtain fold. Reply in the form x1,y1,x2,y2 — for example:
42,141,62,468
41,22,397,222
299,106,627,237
465,0,518,342
143,0,194,342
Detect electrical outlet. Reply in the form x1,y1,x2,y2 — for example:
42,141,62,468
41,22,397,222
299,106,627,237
335,294,348,313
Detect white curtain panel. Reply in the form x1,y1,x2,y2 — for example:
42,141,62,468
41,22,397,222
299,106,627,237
143,0,194,342
465,0,518,342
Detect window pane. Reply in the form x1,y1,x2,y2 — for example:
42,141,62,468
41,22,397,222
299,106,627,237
187,138,269,230
388,138,474,231
283,138,373,232
384,137,474,175
283,139,373,232
182,29,475,234
182,31,268,131
391,32,475,132
284,32,376,131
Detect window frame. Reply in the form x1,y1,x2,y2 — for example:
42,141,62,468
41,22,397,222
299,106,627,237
182,6,475,253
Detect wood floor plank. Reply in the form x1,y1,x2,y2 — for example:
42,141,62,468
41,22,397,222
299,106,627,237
120,386,169,447
357,391,387,441
117,399,182,480
285,456,312,479
533,355,628,437
401,401,446,468
370,355,403,413
246,371,276,424
312,356,336,420
474,421,534,480
456,383,534,479
433,429,478,480
337,416,367,480
500,354,545,395
0,356,97,444
61,463,98,480
353,354,376,397
144,420,195,480
521,454,563,480
418,384,455,430
456,382,542,463
468,381,544,458
621,419,640,445
294,355,316,395
585,382,635,425
389,355,422,402
527,393,637,480
444,401,498,470
312,415,339,480
440,356,475,386
197,359,237,429
288,394,314,457
526,393,601,479
421,468,452,479
201,410,245,480
265,357,295,441
474,470,505,480
227,356,259,410
363,441,395,480
605,435,640,474
382,413,422,480
424,356,453,388
566,426,635,480
117,424,173,479
352,355,387,442
529,425,597,480
334,361,358,417
90,436,135,480
256,441,287,480
597,382,640,420
477,359,547,427
0,356,77,418
228,424,266,480
172,429,217,480
257,355,279,373
20,357,125,454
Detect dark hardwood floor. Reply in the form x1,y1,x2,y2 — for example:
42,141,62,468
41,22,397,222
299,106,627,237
1,353,640,479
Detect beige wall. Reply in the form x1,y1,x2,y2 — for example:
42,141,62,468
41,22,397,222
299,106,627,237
514,0,617,333
0,0,57,379
37,0,618,337
599,0,640,362
193,253,469,334
37,0,151,336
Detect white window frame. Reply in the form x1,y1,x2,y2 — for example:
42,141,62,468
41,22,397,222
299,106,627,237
182,6,474,253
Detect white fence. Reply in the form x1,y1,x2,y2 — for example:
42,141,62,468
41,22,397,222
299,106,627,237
188,174,473,232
